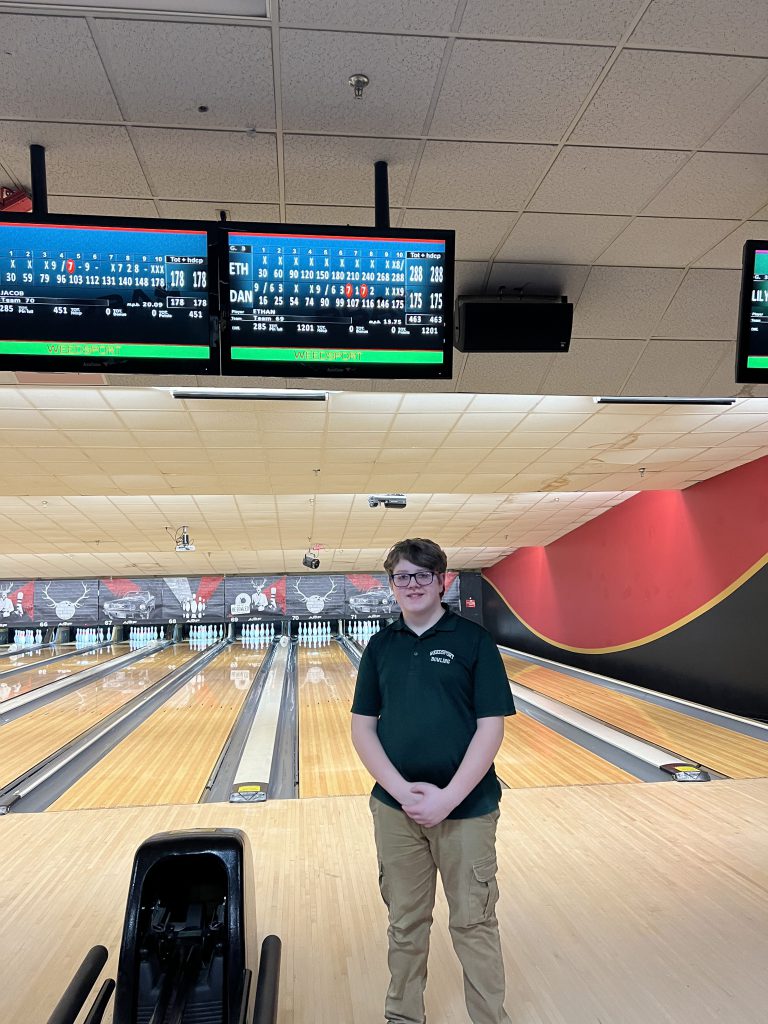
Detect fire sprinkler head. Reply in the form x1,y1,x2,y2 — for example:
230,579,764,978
349,73,370,98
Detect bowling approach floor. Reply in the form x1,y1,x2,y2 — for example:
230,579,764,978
0,781,765,1023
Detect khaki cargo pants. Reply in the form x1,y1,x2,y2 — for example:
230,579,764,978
370,797,511,1024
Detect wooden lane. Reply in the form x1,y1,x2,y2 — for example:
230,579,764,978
0,648,60,673
298,643,374,798
49,644,269,811
502,653,768,780
0,645,190,791
297,644,633,794
0,644,126,704
495,713,637,788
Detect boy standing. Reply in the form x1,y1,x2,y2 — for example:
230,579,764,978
351,538,515,1024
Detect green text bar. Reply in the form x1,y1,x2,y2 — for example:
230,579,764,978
232,346,444,365
0,341,209,359
746,355,768,368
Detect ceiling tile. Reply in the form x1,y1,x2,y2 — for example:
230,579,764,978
285,205,399,227
529,147,687,215
654,270,742,340
431,40,611,141
541,338,642,395
629,0,768,56
402,210,516,260
453,262,489,297
694,221,768,269
409,141,554,211
573,267,682,338
622,340,731,396
643,153,768,220
280,30,445,135
92,20,275,128
0,13,121,120
0,122,151,197
457,352,554,393
48,197,159,217
703,78,768,153
157,200,280,220
278,0,457,32
487,263,592,307
460,0,641,42
130,128,278,201
572,51,766,149
498,213,628,264
595,218,741,268
283,135,419,205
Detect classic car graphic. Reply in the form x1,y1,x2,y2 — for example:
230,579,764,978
348,586,396,614
102,590,157,620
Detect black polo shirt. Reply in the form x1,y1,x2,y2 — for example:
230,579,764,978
351,607,515,819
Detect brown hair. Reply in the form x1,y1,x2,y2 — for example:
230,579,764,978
384,538,448,595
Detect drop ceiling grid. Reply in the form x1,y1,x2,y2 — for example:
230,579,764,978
0,6,765,569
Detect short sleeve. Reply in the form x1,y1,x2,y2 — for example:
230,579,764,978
351,643,382,716
472,629,516,718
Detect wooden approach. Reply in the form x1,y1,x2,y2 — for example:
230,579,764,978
1,779,766,1024
502,653,768,779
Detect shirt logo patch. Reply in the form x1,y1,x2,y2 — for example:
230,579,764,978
430,648,454,665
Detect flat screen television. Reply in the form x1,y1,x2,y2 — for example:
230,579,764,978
735,240,768,384
219,223,454,378
0,213,218,374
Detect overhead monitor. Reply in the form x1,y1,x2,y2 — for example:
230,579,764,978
0,214,217,374
219,223,454,378
736,240,768,383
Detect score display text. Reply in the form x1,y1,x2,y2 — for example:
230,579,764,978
222,229,453,378
0,218,214,372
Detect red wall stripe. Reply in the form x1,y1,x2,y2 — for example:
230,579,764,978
483,455,768,651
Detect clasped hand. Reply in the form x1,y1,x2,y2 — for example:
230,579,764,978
401,782,455,828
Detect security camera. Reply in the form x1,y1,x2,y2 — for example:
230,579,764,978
368,494,407,509
302,553,320,569
175,526,195,552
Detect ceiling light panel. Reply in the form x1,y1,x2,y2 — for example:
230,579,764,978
15,1,268,19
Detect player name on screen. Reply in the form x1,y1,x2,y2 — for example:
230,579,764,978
0,220,212,369
226,232,448,355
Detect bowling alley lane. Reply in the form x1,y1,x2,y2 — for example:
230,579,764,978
0,643,128,706
0,644,190,791
298,642,374,798
501,652,768,780
48,643,270,811
299,642,635,797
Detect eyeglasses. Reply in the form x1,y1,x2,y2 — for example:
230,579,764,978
390,571,435,588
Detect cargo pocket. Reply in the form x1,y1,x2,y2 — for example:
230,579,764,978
377,860,391,910
468,855,499,924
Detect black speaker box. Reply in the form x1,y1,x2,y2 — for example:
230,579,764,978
456,295,573,353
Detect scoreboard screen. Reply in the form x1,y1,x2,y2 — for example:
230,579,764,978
736,241,768,383
220,224,454,378
0,214,217,374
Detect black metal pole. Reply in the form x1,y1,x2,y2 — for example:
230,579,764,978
30,144,48,215
252,934,282,1024
46,945,108,1024
374,160,390,229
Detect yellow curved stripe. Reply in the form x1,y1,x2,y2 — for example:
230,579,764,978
482,551,768,654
